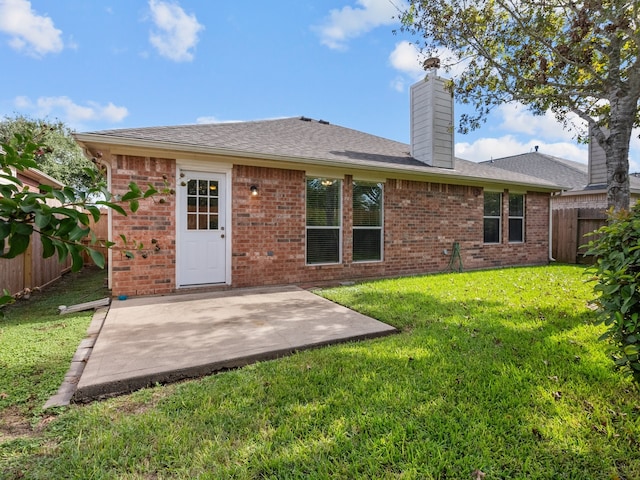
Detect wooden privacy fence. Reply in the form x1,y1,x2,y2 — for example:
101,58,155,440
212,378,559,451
1,211,108,297
80,212,109,266
552,208,607,264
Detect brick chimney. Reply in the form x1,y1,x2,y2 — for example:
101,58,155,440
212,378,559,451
410,59,455,169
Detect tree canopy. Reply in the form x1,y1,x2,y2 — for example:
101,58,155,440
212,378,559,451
0,127,171,309
400,0,640,211
0,115,96,192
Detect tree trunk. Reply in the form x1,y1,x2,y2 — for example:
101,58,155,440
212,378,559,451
604,97,636,213
605,142,630,213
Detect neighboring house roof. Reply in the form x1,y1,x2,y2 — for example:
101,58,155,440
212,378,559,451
0,165,64,189
1,145,64,189
480,152,588,190
479,151,640,193
76,117,561,192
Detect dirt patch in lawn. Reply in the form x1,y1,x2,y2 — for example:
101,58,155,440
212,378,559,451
0,407,56,443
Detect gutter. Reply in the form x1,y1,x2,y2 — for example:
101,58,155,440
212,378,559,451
74,133,562,193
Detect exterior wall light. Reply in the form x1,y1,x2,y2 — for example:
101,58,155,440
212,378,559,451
250,185,259,196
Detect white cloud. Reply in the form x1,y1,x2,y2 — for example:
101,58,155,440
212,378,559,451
389,41,468,91
389,41,423,78
455,105,590,162
0,0,63,57
629,134,640,172
14,96,129,126
495,104,585,143
195,115,290,125
315,0,406,50
389,76,406,93
148,0,203,62
196,116,222,124
195,116,242,124
455,135,588,163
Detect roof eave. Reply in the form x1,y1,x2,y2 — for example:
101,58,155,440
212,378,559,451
74,133,561,193
17,167,64,188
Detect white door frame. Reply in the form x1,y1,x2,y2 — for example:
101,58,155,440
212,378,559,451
175,161,232,288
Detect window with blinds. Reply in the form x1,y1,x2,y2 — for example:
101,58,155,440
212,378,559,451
508,193,525,243
483,191,502,244
353,181,383,262
306,178,342,264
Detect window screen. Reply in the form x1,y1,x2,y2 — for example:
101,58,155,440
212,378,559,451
483,191,502,244
508,194,525,243
306,178,342,264
353,182,383,261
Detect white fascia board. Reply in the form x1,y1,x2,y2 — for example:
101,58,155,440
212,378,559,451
74,133,561,193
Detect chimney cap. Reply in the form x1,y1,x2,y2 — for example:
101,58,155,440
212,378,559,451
423,57,441,70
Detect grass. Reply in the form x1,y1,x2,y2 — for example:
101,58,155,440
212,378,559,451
0,267,108,467
1,264,640,479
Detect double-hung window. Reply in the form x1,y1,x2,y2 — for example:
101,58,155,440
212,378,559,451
352,181,383,262
483,191,502,244
508,194,525,243
306,178,342,264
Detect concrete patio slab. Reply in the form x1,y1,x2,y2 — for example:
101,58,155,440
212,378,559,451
73,285,396,402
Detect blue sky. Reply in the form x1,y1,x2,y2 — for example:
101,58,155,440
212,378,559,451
1,0,638,169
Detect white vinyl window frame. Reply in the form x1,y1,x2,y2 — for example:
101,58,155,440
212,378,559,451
483,191,502,244
305,177,343,265
508,193,525,243
352,181,384,263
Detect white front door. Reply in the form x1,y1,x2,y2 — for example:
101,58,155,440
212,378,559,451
178,171,227,286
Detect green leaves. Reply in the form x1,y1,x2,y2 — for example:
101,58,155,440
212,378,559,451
585,204,640,383
3,226,32,258
401,0,639,210
1,130,174,299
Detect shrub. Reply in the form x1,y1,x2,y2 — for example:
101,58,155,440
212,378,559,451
585,204,640,384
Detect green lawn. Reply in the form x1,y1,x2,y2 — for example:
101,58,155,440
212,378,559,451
1,265,639,479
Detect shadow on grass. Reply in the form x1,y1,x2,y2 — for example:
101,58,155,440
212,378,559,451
10,266,640,479
25,284,639,479
0,267,108,327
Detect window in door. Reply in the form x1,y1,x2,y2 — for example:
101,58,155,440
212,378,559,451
187,179,219,230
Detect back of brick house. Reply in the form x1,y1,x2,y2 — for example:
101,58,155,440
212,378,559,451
77,71,559,297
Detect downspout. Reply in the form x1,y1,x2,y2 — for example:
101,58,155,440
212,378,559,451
549,192,557,262
87,149,113,289
105,160,113,289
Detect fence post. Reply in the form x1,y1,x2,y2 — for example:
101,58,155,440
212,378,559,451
23,241,33,290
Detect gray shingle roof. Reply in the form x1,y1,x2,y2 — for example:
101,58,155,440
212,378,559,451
479,151,640,192
479,152,588,190
77,117,560,190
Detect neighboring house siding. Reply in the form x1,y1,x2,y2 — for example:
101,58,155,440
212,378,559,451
552,192,608,210
108,157,551,296
588,131,608,185
110,155,177,296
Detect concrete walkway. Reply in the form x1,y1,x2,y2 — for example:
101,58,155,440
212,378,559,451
70,285,396,402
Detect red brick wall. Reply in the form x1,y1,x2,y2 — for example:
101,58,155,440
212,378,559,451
473,190,550,270
232,165,307,286
231,167,550,288
111,158,550,295
110,155,177,296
